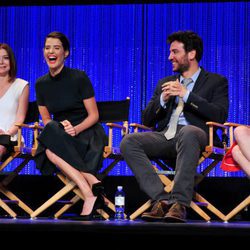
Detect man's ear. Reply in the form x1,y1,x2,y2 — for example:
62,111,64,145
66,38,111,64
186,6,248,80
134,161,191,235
189,50,196,61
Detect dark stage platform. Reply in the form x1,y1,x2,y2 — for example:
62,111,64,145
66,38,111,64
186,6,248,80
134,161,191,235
0,175,250,245
1,175,250,219
1,217,250,245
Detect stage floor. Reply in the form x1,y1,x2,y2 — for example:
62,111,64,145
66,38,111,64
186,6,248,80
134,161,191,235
1,217,250,244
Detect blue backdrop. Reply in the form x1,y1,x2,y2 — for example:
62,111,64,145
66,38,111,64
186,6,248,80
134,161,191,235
0,2,249,176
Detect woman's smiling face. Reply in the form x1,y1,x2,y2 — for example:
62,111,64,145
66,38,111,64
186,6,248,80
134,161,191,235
44,37,69,76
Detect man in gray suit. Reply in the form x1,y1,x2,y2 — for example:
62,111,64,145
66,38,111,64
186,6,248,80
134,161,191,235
120,30,229,222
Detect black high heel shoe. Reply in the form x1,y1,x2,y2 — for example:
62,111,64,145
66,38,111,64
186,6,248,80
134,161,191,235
69,195,105,221
92,182,108,209
92,182,105,196
67,183,106,221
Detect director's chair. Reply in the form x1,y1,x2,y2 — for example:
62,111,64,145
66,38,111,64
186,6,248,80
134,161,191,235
223,122,250,222
129,121,229,221
30,97,130,219
0,101,39,218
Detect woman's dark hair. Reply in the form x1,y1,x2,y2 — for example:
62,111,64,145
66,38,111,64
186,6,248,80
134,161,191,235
45,31,70,56
0,43,17,82
167,30,203,62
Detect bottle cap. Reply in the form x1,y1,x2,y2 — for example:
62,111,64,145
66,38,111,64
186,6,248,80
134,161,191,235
117,186,123,191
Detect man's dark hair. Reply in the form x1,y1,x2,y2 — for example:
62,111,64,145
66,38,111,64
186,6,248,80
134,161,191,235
167,30,203,62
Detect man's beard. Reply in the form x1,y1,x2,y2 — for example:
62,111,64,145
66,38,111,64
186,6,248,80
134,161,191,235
175,64,189,73
173,57,190,73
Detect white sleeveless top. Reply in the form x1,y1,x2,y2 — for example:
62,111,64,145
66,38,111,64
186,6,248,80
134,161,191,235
0,78,29,141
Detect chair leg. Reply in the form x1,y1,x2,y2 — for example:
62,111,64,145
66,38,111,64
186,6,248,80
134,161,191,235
0,154,19,172
129,172,222,221
1,157,31,186
56,174,113,220
74,188,112,219
190,200,211,221
99,157,123,178
0,185,33,215
31,180,77,218
225,195,250,221
54,194,81,218
54,189,109,220
0,198,17,218
194,192,226,221
159,173,211,221
0,154,34,216
104,196,116,213
129,200,152,220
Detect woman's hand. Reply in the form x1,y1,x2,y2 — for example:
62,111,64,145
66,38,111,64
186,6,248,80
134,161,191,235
61,120,77,136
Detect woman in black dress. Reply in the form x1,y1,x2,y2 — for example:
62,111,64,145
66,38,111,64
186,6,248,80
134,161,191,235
35,31,107,220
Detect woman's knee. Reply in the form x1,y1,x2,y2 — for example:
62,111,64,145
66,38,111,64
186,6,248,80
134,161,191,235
234,126,250,142
45,149,57,163
232,144,240,159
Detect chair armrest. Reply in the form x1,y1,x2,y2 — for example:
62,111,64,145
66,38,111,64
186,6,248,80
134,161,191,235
205,121,228,149
105,122,128,148
130,123,153,133
15,122,42,155
15,122,44,130
106,122,128,137
106,122,127,131
223,122,250,147
206,121,228,129
224,122,250,128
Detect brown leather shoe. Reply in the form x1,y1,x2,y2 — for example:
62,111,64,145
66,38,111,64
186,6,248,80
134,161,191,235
164,202,187,223
141,200,169,222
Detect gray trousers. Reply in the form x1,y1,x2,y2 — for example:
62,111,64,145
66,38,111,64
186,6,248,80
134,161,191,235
120,125,207,207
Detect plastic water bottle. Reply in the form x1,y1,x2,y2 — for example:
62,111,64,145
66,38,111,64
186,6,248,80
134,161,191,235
114,186,125,220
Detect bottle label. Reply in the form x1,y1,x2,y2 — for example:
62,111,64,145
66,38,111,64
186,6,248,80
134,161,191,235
115,196,125,206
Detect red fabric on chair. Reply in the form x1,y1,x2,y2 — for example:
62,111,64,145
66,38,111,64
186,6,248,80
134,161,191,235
220,142,241,172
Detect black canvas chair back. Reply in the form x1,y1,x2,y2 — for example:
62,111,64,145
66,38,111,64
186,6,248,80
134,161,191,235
97,98,130,123
97,97,130,178
24,101,39,124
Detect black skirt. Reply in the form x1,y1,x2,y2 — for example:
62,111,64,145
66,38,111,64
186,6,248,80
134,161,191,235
34,120,108,175
0,134,17,162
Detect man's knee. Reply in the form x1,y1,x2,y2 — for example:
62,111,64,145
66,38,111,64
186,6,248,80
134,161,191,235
178,125,207,146
180,125,204,138
120,134,138,154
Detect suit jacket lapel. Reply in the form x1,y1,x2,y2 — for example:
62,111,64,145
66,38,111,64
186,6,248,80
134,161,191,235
192,68,208,93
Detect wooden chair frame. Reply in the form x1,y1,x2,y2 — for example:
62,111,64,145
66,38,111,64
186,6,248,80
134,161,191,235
0,101,39,218
129,121,229,221
223,122,250,222
30,98,130,219
30,172,112,219
97,97,130,179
